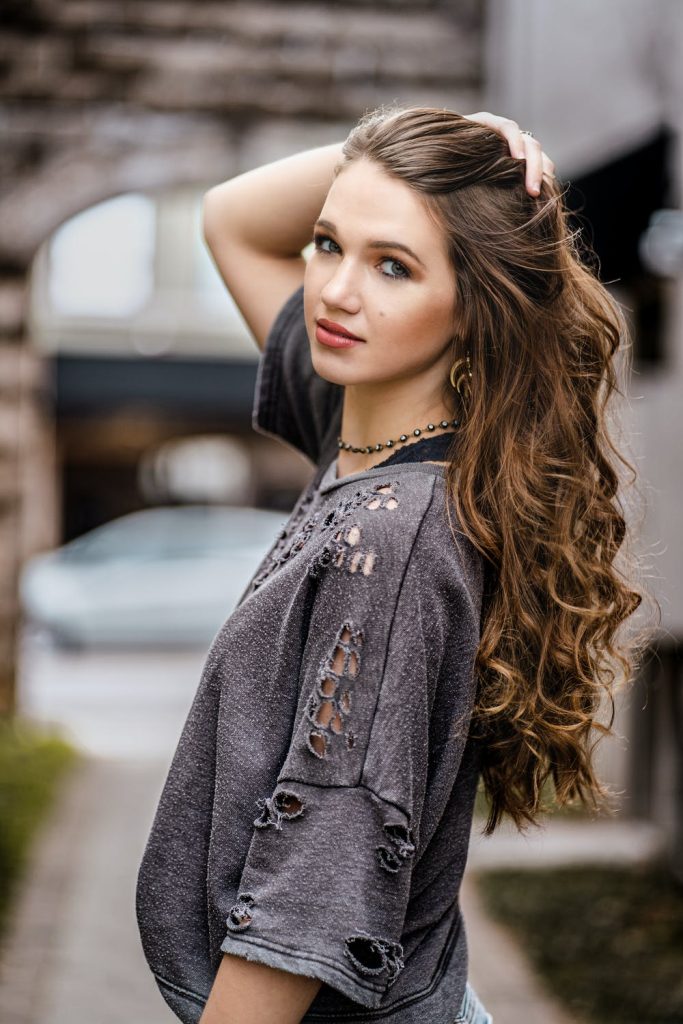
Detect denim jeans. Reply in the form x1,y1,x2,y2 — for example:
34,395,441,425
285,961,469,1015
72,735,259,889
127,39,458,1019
453,981,494,1023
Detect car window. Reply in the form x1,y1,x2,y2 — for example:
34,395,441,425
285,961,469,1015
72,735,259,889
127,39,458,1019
62,507,285,562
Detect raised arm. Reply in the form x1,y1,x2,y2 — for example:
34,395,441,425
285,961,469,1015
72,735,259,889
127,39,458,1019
201,141,344,351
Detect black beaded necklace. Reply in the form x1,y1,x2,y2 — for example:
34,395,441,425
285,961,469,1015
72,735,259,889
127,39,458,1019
337,416,460,456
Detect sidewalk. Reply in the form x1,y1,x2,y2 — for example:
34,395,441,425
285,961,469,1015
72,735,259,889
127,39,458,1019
462,872,578,1024
0,755,177,1024
467,814,666,870
0,642,206,1021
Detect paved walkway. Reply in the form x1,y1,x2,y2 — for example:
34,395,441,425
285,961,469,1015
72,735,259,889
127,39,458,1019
0,640,204,1024
468,813,666,870
0,755,177,1024
0,639,669,1023
462,873,578,1024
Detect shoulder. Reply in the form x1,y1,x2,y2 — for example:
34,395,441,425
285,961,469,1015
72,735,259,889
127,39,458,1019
362,467,484,623
414,474,485,606
316,467,484,615
315,467,438,580
319,464,441,530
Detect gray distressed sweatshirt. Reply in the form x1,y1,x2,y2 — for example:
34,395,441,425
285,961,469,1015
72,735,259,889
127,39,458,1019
136,285,486,1023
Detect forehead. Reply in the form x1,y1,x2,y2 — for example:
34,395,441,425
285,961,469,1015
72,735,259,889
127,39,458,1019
320,159,446,254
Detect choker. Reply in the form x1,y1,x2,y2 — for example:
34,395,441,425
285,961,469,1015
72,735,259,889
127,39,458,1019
337,417,460,455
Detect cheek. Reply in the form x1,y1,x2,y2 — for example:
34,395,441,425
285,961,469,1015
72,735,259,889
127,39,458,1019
380,294,453,350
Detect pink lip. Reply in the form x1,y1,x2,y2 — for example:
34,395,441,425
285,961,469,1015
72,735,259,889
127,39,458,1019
315,319,365,348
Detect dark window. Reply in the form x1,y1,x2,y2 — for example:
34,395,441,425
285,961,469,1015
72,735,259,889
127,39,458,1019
565,128,675,368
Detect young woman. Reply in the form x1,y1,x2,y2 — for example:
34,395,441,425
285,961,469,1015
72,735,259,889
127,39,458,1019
135,107,645,1024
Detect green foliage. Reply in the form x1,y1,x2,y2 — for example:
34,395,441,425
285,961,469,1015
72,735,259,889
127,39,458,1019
0,717,80,936
476,864,683,1024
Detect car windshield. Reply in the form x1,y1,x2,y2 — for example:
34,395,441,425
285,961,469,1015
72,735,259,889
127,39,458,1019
62,506,283,562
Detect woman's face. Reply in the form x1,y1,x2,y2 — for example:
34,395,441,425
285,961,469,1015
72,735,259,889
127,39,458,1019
303,158,458,389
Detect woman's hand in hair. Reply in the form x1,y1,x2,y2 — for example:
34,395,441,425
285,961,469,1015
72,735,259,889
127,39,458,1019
463,111,556,197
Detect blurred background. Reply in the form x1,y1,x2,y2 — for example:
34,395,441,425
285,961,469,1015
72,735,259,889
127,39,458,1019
0,1,681,1022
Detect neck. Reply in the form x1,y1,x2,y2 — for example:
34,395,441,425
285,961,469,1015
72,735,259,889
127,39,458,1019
336,378,457,476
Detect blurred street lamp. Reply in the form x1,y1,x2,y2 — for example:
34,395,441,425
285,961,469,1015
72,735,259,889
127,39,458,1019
139,435,252,504
639,209,683,278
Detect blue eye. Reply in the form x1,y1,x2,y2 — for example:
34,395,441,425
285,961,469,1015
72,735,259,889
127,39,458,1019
312,233,411,282
379,257,410,280
313,233,340,254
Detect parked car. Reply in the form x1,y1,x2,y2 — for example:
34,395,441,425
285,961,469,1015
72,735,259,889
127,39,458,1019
19,504,287,648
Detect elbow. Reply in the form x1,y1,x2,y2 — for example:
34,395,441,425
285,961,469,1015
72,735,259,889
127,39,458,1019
201,186,224,251
201,183,244,254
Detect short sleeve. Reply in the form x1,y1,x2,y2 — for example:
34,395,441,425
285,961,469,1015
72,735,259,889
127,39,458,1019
219,479,483,1008
252,284,343,464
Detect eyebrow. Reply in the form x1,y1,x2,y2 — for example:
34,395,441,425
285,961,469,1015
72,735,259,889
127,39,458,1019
314,218,426,269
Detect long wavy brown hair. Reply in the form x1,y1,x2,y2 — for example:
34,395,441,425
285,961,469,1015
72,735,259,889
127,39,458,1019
340,105,655,835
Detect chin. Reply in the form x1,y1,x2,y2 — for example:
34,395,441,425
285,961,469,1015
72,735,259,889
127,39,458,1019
310,354,352,387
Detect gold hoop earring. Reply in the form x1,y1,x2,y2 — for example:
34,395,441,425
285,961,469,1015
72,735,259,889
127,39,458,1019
449,353,472,399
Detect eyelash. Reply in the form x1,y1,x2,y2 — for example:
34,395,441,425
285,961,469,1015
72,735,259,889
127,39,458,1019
311,233,411,281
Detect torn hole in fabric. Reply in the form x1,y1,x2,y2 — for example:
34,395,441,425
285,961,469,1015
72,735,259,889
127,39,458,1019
304,622,363,758
365,482,400,511
343,933,405,985
376,822,416,873
254,789,305,830
346,525,361,546
226,892,256,932
362,551,376,575
306,729,327,759
376,846,403,873
308,522,377,580
314,699,335,728
319,674,337,697
383,823,416,859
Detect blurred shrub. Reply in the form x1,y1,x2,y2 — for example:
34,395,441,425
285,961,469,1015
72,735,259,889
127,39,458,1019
477,864,683,1024
0,718,80,937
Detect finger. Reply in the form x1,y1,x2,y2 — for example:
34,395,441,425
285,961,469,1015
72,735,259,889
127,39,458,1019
464,112,526,159
522,135,544,196
540,154,555,178
540,153,557,189
489,116,526,160
464,112,557,192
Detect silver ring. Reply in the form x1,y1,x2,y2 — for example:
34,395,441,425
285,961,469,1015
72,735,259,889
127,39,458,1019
520,129,534,137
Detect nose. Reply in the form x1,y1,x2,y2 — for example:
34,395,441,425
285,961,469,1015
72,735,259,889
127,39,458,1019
319,257,362,315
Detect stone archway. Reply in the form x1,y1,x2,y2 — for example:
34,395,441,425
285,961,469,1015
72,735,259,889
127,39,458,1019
0,2,484,712
0,118,243,714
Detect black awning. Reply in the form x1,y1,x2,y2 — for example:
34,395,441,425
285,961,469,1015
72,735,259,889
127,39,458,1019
54,353,258,423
